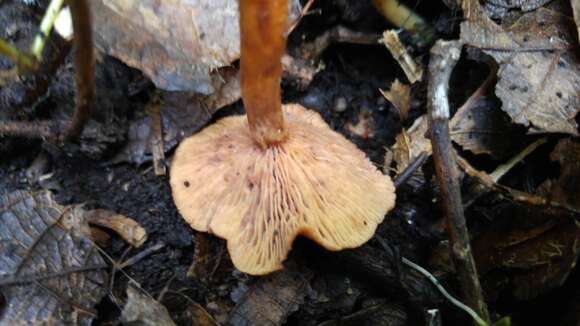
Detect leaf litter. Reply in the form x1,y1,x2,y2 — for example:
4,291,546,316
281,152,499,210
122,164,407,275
461,0,580,135
0,190,107,325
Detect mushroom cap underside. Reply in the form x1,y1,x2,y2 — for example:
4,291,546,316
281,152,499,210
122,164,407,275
170,104,396,275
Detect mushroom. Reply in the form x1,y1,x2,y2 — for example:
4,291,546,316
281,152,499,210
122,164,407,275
170,0,396,275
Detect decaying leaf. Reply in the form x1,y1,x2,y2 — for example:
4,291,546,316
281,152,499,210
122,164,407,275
318,302,407,326
122,283,176,326
91,0,300,93
474,215,580,300
461,0,580,135
380,79,411,121
0,190,107,325
547,138,580,210
112,68,240,165
227,267,312,326
389,115,431,173
85,209,148,248
473,138,580,300
450,98,525,159
483,0,553,18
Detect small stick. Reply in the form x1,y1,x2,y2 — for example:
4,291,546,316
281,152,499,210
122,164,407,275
147,95,166,176
287,0,317,34
393,151,428,188
63,0,95,141
427,40,490,323
0,120,55,139
299,26,381,60
0,39,37,73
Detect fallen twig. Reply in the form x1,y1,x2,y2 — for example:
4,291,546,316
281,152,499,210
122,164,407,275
147,94,166,176
63,0,95,141
381,30,423,83
299,26,381,60
287,0,317,34
393,151,428,188
427,40,490,322
457,153,580,217
0,120,55,139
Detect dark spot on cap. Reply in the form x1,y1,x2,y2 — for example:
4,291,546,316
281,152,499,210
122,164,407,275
184,181,190,187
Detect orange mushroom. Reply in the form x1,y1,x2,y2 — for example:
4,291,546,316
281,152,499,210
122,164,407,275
170,0,396,275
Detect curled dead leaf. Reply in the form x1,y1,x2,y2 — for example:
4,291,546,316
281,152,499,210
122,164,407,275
380,79,411,121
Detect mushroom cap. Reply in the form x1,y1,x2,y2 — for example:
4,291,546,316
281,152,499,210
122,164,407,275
170,104,396,275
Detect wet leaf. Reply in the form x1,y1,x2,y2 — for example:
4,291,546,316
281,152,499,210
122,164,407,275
111,68,240,165
121,283,176,326
91,0,301,93
0,190,107,325
461,1,580,135
380,79,411,121
450,98,526,159
227,266,312,326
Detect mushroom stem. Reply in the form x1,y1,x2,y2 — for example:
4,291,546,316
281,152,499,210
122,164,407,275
240,0,288,148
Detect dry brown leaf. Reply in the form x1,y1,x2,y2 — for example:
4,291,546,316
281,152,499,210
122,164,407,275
91,0,300,93
380,79,411,121
461,0,580,135
0,190,107,325
389,115,431,173
450,98,525,159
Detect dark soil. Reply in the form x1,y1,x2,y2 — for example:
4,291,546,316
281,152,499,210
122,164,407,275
1,0,579,325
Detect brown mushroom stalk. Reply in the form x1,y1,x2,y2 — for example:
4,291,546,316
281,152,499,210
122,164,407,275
240,0,288,148
170,0,396,275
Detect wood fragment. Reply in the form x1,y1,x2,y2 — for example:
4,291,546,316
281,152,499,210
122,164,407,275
147,95,167,176
427,40,490,323
381,30,423,83
86,209,148,248
0,120,56,139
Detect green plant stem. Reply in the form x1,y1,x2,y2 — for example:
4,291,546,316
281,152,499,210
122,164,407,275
31,0,66,62
0,38,36,72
